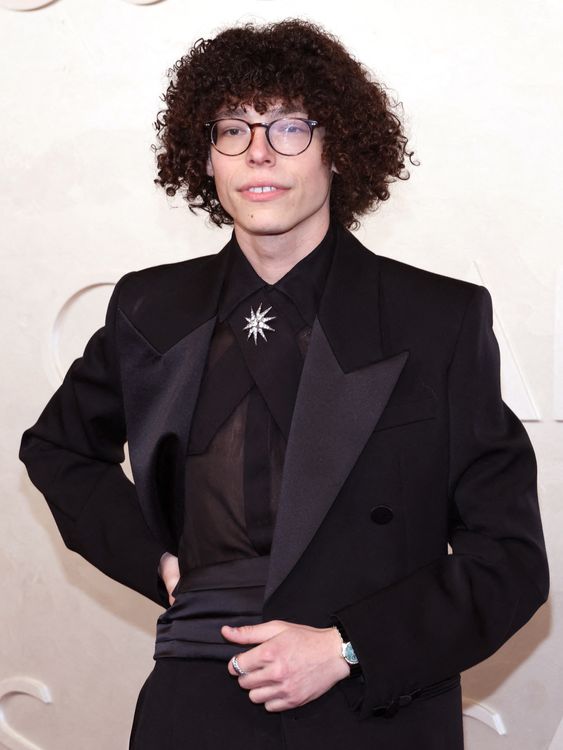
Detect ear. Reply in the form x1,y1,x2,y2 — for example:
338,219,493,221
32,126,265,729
331,162,340,175
206,152,214,178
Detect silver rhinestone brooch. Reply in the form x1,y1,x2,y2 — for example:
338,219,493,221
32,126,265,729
243,302,276,345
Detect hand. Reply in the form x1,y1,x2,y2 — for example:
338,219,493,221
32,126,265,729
158,552,180,606
221,620,350,712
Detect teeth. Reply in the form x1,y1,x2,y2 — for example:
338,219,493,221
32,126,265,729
248,186,278,193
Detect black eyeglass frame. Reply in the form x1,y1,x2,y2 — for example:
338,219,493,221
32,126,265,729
204,117,321,156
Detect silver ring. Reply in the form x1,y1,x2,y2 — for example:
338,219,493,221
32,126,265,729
231,655,248,676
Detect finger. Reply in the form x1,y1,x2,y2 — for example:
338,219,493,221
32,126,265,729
227,637,282,676
236,670,277,690
247,686,284,707
228,653,254,677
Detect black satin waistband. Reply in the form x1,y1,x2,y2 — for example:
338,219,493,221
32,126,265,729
154,556,269,661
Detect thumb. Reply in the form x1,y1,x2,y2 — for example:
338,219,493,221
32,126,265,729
221,620,288,644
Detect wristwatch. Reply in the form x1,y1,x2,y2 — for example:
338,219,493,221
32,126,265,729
333,620,362,678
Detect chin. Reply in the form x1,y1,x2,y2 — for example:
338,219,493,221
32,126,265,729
239,215,298,237
244,209,325,235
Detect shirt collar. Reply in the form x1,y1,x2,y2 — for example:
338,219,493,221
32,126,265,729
217,219,336,326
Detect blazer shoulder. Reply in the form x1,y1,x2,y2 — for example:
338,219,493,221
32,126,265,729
115,250,222,320
119,252,215,294
375,252,488,332
361,247,490,358
344,227,482,313
377,253,481,307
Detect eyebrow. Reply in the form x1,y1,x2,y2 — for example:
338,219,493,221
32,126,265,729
214,105,305,119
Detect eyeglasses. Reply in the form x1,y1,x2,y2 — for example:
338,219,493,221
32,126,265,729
205,117,321,156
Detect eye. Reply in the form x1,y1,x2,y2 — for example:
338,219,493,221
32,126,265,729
274,119,309,136
218,125,243,137
215,120,248,138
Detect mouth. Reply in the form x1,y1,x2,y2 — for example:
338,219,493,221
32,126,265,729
240,184,286,192
239,184,289,202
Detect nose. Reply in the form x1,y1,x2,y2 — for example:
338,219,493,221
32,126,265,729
245,125,275,165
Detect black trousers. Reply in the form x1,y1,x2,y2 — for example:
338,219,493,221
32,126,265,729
129,658,284,750
129,658,464,750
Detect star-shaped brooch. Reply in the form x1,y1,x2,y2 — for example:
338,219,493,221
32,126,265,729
243,302,276,345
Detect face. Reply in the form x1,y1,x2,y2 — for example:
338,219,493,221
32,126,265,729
206,102,336,247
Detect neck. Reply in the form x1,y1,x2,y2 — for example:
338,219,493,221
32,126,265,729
233,216,331,285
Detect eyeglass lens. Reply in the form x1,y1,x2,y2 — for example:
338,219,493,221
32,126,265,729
211,118,313,156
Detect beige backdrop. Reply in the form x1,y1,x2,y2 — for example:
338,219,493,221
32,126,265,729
2,0,562,748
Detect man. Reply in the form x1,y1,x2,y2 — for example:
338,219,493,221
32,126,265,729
19,18,549,750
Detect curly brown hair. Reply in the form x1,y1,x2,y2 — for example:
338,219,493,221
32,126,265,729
152,19,418,230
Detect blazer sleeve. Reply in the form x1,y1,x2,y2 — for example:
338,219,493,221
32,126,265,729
19,273,170,608
331,284,549,719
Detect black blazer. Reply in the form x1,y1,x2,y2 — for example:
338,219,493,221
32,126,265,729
19,221,549,745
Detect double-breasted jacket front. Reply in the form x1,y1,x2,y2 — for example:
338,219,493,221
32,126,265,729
19,221,549,746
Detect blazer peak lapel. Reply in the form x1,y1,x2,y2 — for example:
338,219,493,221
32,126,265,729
116,234,237,546
264,225,410,604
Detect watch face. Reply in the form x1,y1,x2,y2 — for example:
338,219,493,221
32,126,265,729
344,642,359,665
